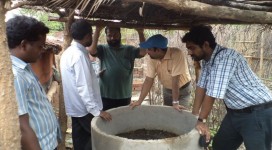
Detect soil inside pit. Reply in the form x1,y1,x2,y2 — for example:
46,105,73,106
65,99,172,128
116,129,179,140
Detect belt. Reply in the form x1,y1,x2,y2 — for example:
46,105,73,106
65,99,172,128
227,101,272,113
180,81,191,89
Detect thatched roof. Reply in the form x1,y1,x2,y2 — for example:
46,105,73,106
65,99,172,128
10,0,272,29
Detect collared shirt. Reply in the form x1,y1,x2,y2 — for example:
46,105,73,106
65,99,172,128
60,40,102,117
198,44,272,109
11,56,59,150
146,47,191,89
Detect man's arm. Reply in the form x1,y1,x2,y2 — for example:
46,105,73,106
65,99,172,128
135,28,146,57
130,77,154,109
19,114,41,150
195,95,215,142
87,26,103,56
171,75,186,111
192,86,206,115
194,61,201,83
171,75,180,101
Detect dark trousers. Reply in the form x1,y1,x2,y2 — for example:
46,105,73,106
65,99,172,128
71,114,94,150
212,107,272,150
102,97,131,111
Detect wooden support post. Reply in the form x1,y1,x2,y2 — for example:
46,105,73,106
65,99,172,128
259,32,264,78
0,0,21,149
57,11,74,150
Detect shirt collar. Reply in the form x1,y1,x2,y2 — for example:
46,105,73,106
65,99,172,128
10,55,28,70
205,44,222,64
71,40,88,54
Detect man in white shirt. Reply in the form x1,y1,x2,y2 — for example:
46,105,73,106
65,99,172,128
60,20,111,150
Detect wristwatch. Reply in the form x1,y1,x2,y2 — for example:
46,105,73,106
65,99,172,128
197,118,207,123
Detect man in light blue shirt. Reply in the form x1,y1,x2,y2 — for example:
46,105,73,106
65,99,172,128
60,20,111,150
182,25,272,150
7,16,61,150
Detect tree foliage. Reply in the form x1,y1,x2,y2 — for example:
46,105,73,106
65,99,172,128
19,8,64,33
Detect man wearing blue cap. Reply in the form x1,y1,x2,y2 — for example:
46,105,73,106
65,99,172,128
130,34,192,111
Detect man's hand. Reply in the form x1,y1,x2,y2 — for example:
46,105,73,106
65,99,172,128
99,111,112,121
129,101,142,109
172,103,187,111
98,68,106,77
196,121,211,143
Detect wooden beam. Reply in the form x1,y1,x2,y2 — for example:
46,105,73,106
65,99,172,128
48,17,190,30
243,1,272,6
195,0,272,11
244,56,272,61
122,0,272,24
88,20,191,30
9,1,44,11
48,16,68,22
227,1,272,11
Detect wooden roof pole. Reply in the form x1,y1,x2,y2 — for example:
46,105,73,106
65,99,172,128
123,0,272,24
48,17,191,30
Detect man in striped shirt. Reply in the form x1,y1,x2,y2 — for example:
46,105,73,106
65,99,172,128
182,25,272,150
7,16,60,150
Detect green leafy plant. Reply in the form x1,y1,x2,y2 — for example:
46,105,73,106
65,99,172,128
19,8,64,33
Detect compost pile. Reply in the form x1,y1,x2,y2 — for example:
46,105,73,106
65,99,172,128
116,129,178,140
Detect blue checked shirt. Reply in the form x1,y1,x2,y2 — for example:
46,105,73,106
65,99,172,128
11,56,60,150
198,45,272,109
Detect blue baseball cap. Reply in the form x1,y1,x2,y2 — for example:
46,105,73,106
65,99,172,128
139,34,168,49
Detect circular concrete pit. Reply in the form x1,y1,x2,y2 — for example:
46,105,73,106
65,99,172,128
91,105,202,150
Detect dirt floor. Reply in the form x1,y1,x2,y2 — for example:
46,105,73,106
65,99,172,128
116,129,178,140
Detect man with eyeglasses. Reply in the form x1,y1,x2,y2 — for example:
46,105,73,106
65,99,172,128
182,25,272,150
